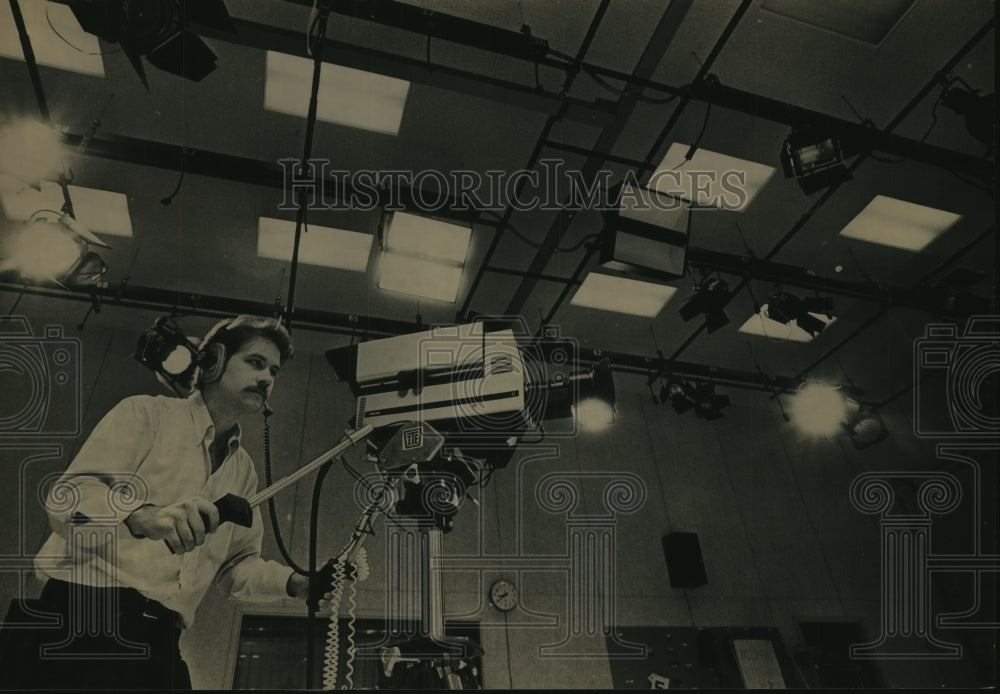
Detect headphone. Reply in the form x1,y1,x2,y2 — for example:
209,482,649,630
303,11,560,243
196,317,236,385
198,341,228,384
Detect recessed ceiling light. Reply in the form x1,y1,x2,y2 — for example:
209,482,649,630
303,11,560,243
839,195,962,252
384,211,471,263
761,0,916,46
571,273,677,317
257,217,372,271
0,0,104,77
378,253,463,302
0,181,132,237
264,51,410,135
738,304,836,342
67,185,133,237
647,143,775,210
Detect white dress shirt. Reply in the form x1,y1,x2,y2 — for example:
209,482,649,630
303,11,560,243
35,392,293,627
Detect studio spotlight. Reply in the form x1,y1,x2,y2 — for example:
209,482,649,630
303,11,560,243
767,291,833,338
661,377,694,415
678,278,730,334
941,84,994,148
692,382,730,421
781,128,853,194
844,401,888,450
659,378,729,420
788,382,848,437
52,0,236,89
134,316,200,394
0,217,109,287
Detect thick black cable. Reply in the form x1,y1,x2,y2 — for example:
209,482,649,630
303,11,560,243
263,414,310,575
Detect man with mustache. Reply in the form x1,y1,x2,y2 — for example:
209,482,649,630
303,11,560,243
21,315,312,689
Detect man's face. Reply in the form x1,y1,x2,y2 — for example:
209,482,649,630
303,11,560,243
215,336,282,415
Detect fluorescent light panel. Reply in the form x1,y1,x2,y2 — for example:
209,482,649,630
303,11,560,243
738,304,836,342
0,181,132,237
257,217,372,271
839,195,961,251
378,253,463,303
385,212,471,263
571,273,677,317
647,143,775,210
0,0,104,76
264,51,409,135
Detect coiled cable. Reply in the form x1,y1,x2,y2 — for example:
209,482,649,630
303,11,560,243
321,559,347,690
320,549,370,690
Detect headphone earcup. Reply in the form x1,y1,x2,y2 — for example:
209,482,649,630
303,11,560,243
199,343,227,384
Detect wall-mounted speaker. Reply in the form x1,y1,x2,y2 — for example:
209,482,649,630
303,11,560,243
662,532,708,589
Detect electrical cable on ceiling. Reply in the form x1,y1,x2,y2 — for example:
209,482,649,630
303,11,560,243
580,65,679,104
678,100,713,166
734,222,754,255
867,152,907,164
845,78,991,185
486,211,599,252
305,0,320,56
846,247,876,284
546,48,679,104
947,168,994,194
44,4,120,55
747,338,791,420
160,170,185,206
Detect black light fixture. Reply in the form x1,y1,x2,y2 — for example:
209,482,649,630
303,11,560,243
844,401,888,450
134,316,200,394
660,377,694,415
691,382,730,421
678,278,730,333
781,128,853,194
940,84,994,148
600,183,691,282
658,377,730,420
767,291,833,338
52,0,235,89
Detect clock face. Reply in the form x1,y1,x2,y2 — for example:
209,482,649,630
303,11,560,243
489,579,518,612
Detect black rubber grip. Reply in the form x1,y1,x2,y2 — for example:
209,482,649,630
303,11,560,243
165,494,254,553
213,493,253,528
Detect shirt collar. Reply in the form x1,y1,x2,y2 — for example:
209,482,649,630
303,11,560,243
187,390,242,455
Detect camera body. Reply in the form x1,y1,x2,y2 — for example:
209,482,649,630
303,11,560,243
914,319,1000,437
325,318,581,465
0,317,81,437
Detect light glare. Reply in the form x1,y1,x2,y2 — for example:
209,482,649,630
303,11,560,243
788,382,848,437
0,121,63,185
573,397,615,432
0,221,82,279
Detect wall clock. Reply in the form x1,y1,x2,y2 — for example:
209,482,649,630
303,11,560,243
489,579,518,612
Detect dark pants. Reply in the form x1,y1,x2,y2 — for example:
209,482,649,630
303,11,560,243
0,580,191,690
